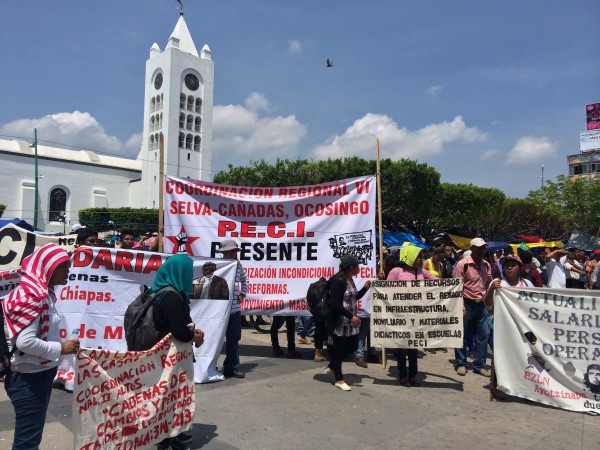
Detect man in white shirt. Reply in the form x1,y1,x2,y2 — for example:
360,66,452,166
545,249,568,288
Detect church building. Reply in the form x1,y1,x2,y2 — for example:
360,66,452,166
0,14,213,232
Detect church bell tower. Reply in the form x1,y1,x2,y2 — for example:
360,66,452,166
140,13,214,208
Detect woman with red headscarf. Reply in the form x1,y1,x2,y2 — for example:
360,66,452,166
2,244,79,450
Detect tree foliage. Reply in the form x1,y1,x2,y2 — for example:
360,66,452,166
526,175,600,235
78,208,159,236
0,204,5,218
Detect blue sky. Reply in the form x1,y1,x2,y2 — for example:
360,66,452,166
1,1,598,198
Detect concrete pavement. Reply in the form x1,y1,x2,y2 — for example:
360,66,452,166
1,327,599,449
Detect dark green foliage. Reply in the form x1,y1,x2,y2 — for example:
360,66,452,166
77,208,159,236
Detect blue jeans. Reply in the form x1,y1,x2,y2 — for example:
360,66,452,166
223,311,241,374
5,367,57,450
271,316,296,350
455,300,489,372
296,316,315,338
355,317,377,359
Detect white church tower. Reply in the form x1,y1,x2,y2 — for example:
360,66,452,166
139,13,214,208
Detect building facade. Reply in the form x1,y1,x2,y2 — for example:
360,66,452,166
0,15,213,230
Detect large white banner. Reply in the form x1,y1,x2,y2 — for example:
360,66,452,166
74,334,195,450
0,224,76,270
495,287,600,413
0,247,236,385
164,176,377,316
370,279,464,349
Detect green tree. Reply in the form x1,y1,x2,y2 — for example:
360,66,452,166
0,204,5,218
434,183,506,237
77,208,159,236
526,175,600,234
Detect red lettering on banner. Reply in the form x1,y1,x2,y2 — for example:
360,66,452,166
73,249,164,275
169,201,212,215
104,326,123,340
355,180,369,194
217,220,236,236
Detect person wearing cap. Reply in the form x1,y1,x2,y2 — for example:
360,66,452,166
484,254,534,399
587,249,600,289
323,254,371,391
216,240,248,379
70,223,86,234
387,245,438,386
451,237,492,377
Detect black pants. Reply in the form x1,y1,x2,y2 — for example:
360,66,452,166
314,320,327,350
271,316,296,350
396,349,418,379
328,334,358,382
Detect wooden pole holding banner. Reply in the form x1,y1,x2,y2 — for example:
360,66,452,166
158,133,164,253
375,138,387,369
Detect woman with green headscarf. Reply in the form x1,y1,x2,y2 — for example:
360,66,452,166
151,254,205,450
387,245,438,387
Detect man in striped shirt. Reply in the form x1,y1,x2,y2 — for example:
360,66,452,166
217,240,248,379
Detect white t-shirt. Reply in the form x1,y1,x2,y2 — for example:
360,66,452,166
546,258,567,289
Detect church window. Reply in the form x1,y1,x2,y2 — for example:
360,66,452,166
195,98,202,114
186,115,193,130
159,113,163,129
149,135,155,150
155,133,159,150
194,136,200,152
187,153,191,161
180,94,186,109
150,116,155,131
48,188,67,222
179,113,185,128
186,134,193,149
151,97,156,112
156,96,161,110
187,96,194,111
161,94,164,108
179,132,185,148
194,117,201,132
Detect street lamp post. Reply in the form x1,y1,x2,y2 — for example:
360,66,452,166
33,128,39,230
60,210,66,234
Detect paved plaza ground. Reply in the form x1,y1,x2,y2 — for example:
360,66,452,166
1,327,599,449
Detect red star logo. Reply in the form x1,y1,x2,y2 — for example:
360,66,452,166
165,225,200,255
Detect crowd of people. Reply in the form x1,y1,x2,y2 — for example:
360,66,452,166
3,228,600,449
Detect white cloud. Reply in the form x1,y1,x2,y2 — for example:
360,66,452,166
243,92,271,112
480,149,498,161
312,114,486,160
0,111,141,158
506,136,557,165
288,39,303,54
212,93,307,165
425,85,443,97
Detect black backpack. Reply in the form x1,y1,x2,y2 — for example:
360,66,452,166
124,285,175,351
306,278,330,321
0,301,16,377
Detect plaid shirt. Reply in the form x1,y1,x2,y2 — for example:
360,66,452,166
333,283,359,337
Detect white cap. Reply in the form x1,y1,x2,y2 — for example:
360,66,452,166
215,239,240,252
470,237,487,247
71,223,86,232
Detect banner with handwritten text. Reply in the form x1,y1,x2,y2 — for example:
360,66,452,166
74,334,194,449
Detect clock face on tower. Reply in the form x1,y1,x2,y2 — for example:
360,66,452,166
154,73,163,90
184,73,199,91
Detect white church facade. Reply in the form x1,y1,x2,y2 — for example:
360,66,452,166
0,15,213,232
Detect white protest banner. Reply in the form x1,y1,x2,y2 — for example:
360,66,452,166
495,287,600,413
0,223,76,270
163,176,377,317
74,334,195,450
0,247,235,386
370,279,463,349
